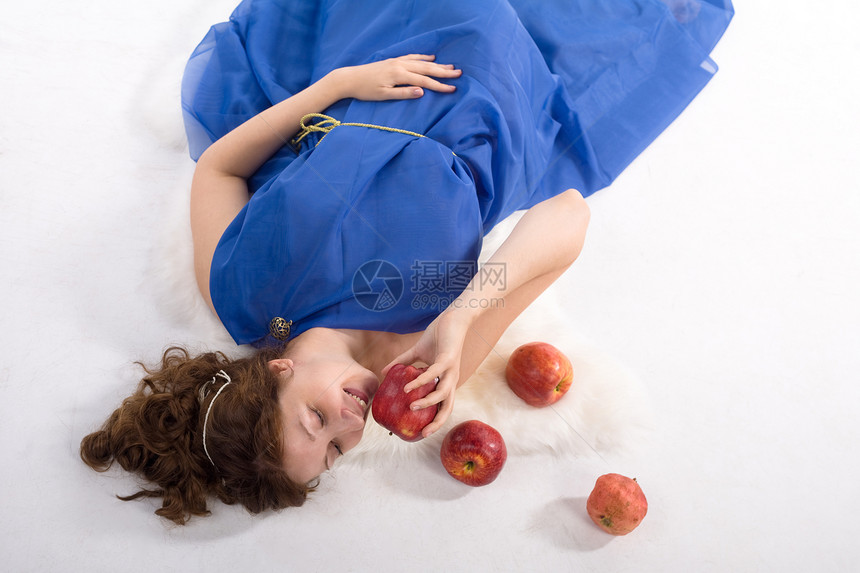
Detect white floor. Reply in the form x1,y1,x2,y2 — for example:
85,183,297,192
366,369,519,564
3,1,859,571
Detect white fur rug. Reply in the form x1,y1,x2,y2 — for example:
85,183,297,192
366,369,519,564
351,303,656,465
145,67,654,468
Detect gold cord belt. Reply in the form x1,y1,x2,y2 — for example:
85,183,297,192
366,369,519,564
290,113,428,151
290,113,457,157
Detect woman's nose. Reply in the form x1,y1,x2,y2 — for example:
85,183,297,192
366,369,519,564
341,409,365,432
334,412,365,450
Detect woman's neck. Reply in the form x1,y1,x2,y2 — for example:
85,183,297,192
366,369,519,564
286,327,421,377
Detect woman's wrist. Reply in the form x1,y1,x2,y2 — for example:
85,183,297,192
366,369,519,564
450,265,509,322
321,67,353,102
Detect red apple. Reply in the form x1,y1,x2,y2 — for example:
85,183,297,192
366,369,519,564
371,364,437,442
586,473,648,535
505,341,573,407
440,420,507,486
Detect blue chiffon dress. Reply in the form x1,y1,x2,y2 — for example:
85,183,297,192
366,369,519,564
181,0,733,347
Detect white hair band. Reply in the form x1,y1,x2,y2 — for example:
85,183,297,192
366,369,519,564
201,370,231,469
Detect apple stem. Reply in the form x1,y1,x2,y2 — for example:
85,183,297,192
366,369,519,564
464,461,474,472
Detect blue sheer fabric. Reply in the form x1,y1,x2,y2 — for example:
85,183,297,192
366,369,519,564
181,0,733,347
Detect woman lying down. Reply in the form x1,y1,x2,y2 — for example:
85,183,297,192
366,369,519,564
80,0,733,523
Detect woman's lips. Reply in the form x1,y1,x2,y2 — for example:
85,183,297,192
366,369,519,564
344,388,369,419
345,387,369,405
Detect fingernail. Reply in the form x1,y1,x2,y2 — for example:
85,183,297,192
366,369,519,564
412,88,422,96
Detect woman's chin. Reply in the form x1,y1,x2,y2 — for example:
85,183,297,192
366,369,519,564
363,370,382,397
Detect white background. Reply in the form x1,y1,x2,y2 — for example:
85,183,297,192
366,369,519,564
2,1,858,571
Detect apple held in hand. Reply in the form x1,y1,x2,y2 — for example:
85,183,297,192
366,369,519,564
440,420,507,486
505,342,573,407
371,364,437,442
586,473,648,535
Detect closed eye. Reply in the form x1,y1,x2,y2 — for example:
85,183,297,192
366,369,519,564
311,407,342,466
312,406,324,426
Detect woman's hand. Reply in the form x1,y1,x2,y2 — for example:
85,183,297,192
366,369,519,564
330,54,461,102
381,307,476,438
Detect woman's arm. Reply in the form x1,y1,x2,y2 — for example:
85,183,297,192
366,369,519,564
189,74,344,312
190,55,462,312
453,188,591,380
384,188,590,436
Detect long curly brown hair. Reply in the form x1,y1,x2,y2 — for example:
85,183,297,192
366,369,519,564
80,345,311,525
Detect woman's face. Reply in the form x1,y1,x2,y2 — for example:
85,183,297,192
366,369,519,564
273,356,380,483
